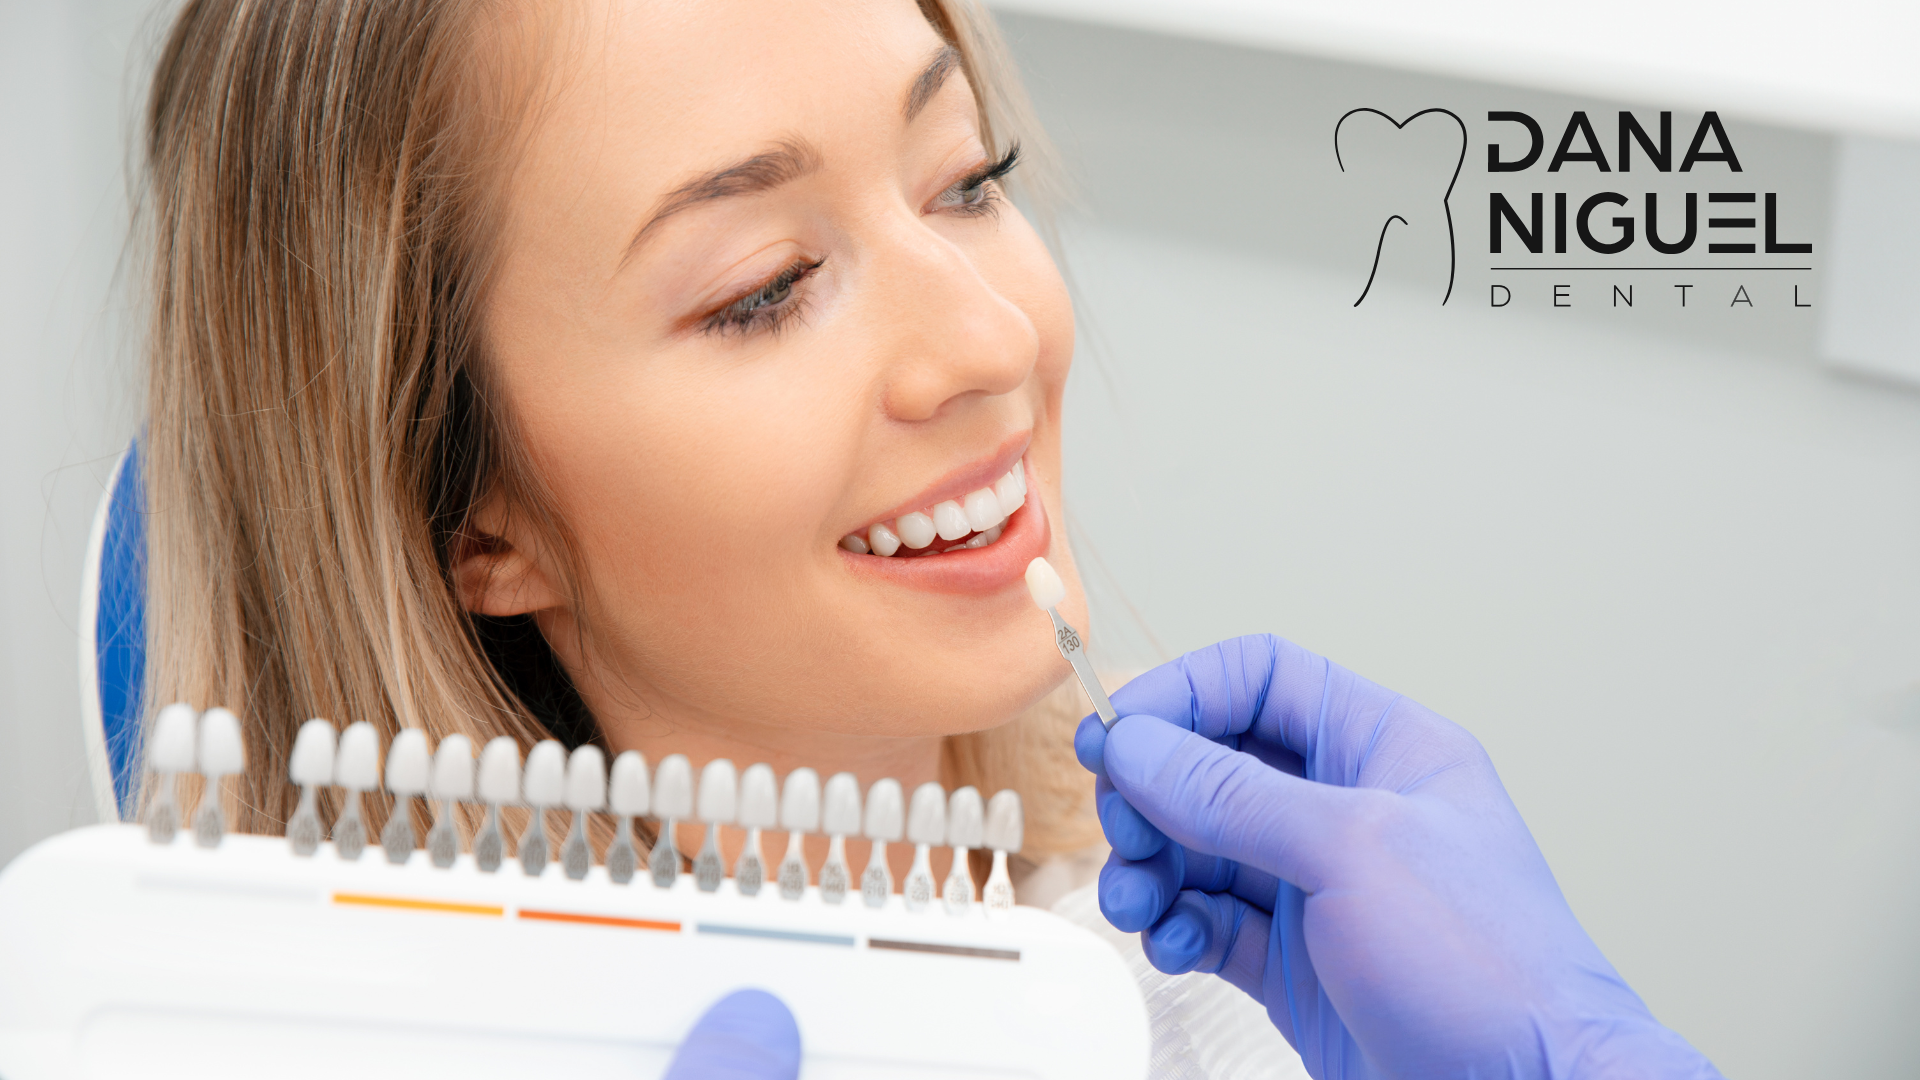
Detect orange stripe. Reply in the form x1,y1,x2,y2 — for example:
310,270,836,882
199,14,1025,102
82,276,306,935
518,909,681,932
332,892,504,917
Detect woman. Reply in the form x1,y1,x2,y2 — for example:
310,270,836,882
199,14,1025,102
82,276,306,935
144,0,1099,883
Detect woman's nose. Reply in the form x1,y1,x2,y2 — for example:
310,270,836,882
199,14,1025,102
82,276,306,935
868,226,1040,423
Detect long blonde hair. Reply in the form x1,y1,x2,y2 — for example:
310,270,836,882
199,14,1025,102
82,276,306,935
140,0,1095,863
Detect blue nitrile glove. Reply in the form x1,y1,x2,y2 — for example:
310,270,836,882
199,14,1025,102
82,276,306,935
663,988,801,1080
1077,635,1722,1080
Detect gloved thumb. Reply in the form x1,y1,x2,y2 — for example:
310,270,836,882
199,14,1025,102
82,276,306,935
1105,713,1361,892
664,988,802,1080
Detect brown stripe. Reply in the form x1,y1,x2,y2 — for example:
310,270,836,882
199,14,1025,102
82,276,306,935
867,938,1019,961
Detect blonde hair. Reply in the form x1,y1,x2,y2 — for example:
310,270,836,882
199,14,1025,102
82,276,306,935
140,0,1095,864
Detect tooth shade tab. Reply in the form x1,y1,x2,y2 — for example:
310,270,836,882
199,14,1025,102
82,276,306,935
868,522,901,557
336,722,381,790
1025,557,1067,611
608,751,651,816
697,759,739,823
993,473,1023,517
522,740,566,807
197,708,244,777
566,745,607,811
932,500,971,542
653,754,694,819
737,763,779,828
780,768,821,833
947,786,985,849
289,719,336,786
822,773,862,835
963,488,1003,532
385,730,430,795
430,734,474,801
895,511,936,549
907,782,947,846
478,738,521,803
149,703,198,774
985,789,1025,853
839,533,869,554
863,778,904,842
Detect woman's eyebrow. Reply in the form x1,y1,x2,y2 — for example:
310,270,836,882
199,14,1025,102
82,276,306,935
904,44,961,121
622,139,823,266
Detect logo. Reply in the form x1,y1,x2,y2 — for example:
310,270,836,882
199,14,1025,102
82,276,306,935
1334,107,1814,312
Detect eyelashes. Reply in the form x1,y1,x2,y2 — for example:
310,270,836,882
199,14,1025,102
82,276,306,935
697,144,1021,339
934,143,1020,217
700,257,824,337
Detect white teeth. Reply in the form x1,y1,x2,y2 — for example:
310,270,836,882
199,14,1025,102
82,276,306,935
933,500,971,541
964,488,1003,532
896,511,936,549
1012,459,1026,494
868,521,900,556
839,532,870,554
994,473,1023,517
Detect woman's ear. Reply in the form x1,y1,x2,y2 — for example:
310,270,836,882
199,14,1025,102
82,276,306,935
450,496,566,617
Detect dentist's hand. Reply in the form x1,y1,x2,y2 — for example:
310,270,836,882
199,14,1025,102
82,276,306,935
1078,635,1721,1080
663,989,800,1080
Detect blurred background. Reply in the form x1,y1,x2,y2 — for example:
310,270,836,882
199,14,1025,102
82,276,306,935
3,1,1916,1075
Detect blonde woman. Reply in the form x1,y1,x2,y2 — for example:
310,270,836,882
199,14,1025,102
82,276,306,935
138,2,1726,1077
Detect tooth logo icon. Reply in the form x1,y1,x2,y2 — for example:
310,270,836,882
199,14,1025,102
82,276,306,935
1334,107,1467,306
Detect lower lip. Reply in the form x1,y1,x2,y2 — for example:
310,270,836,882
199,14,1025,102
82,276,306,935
837,476,1050,596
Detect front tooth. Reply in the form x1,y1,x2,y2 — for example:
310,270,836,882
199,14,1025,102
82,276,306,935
896,511,936,549
963,488,1003,532
932,500,971,541
993,473,1022,517
868,521,901,556
840,532,870,554
1011,459,1026,495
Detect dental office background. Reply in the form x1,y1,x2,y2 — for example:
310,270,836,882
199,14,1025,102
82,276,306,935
4,1,1917,1075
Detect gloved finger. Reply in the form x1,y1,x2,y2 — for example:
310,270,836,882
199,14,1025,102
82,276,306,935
1074,712,1107,779
1142,890,1274,1003
1109,636,1406,784
1097,773,1168,861
1099,842,1284,928
1105,713,1365,891
664,988,801,1080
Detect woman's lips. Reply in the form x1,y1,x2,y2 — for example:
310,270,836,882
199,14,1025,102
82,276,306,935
838,474,1048,595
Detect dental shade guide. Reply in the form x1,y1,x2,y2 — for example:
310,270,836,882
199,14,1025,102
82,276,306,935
694,758,737,892
778,768,821,901
944,786,984,915
475,737,520,872
519,740,565,876
606,750,650,884
427,735,473,869
193,708,244,848
904,781,946,914
145,702,197,844
380,729,429,864
1025,556,1118,730
983,790,1023,916
819,772,861,904
563,746,607,881
287,719,336,856
650,754,693,887
734,763,778,895
861,777,903,908
332,721,379,860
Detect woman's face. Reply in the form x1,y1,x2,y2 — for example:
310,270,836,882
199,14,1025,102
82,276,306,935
472,0,1085,751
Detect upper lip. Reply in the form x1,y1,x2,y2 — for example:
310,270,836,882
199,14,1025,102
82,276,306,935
860,432,1031,531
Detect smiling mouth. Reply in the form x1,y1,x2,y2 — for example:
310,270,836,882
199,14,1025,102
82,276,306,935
840,459,1026,558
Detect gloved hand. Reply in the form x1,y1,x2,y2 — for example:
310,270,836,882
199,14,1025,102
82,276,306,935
1078,635,1722,1080
662,988,801,1080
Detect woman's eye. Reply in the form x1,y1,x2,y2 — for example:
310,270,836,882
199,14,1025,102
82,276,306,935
702,258,822,337
931,144,1020,218
936,178,995,211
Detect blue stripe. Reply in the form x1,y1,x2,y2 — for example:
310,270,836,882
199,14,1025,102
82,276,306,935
695,923,856,947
